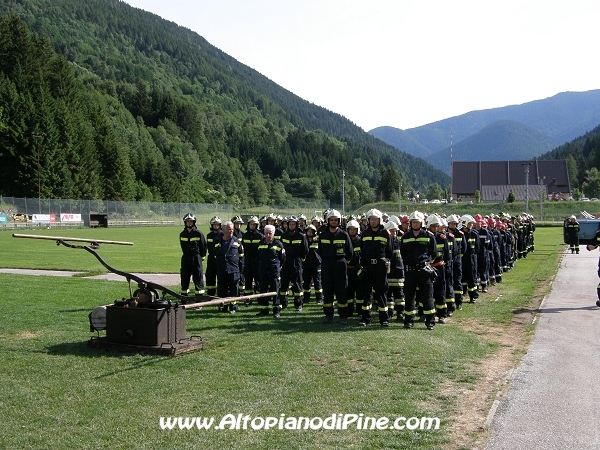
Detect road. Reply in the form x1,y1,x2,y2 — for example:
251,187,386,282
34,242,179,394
487,249,600,449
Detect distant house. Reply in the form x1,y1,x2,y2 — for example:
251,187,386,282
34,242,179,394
451,160,570,202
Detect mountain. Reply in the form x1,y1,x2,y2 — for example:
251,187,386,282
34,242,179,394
0,0,449,206
424,120,560,172
370,90,600,160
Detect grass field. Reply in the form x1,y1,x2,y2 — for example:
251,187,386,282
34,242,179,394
0,227,564,449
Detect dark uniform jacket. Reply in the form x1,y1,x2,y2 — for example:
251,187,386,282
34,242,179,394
303,237,322,269
360,225,393,266
400,228,438,267
281,230,309,269
317,227,353,262
242,228,264,261
215,236,244,275
179,226,207,257
258,238,286,276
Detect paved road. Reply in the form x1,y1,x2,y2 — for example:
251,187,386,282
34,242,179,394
487,249,600,449
0,268,180,286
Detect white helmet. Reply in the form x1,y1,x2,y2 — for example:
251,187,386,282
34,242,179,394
461,214,476,226
346,219,360,230
409,211,425,223
367,208,383,220
447,214,460,224
327,209,342,221
570,215,576,220
426,214,441,227
387,215,400,225
384,221,399,231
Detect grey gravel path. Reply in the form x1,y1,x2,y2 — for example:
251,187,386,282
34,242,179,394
487,249,600,449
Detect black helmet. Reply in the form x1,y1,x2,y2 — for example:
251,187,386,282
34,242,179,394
183,213,196,223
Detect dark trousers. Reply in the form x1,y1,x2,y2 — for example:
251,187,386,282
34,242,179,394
360,262,389,324
258,274,281,312
180,254,204,294
403,269,435,327
244,257,260,294
217,271,239,311
205,258,217,296
303,266,323,304
280,262,303,309
322,259,348,318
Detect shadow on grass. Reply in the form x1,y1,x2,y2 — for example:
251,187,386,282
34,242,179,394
186,307,436,335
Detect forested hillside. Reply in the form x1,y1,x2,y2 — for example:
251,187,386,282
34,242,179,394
538,124,600,197
0,0,448,206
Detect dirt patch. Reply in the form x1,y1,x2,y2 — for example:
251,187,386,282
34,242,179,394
445,289,547,450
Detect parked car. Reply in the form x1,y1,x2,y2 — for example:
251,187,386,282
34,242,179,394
582,197,590,202
419,199,429,204
430,199,441,204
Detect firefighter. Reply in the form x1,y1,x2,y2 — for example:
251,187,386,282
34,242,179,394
400,211,438,330
385,220,405,322
280,215,309,311
242,216,263,298
440,216,456,317
565,215,580,254
474,214,492,292
359,208,393,327
345,219,364,317
205,216,223,296
267,213,284,241
318,209,353,324
256,225,286,318
488,217,503,283
179,213,207,301
427,214,449,323
448,214,466,311
302,224,323,305
298,214,308,233
586,228,600,307
215,221,244,313
231,215,244,239
461,214,480,303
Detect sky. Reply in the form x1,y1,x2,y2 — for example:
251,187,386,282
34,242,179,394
124,0,600,132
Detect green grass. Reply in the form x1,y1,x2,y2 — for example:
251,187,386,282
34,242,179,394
0,227,564,449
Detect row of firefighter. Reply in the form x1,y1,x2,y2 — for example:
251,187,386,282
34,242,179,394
178,209,535,330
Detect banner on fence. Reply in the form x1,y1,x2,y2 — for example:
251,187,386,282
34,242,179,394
60,213,82,222
32,214,56,223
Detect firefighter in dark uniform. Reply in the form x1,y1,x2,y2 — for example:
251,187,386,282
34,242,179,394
427,214,449,323
345,219,364,317
302,225,323,305
280,215,309,311
242,215,263,297
231,215,244,239
474,214,492,292
440,216,456,317
359,208,393,327
488,217,503,283
385,220,405,322
401,211,438,330
179,213,207,301
586,228,600,307
215,221,244,313
205,216,223,296
318,209,353,324
267,213,284,241
461,214,480,303
565,215,580,254
256,225,286,318
448,214,466,310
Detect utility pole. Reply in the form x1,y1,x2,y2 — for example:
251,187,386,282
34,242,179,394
32,132,44,214
522,163,532,214
341,168,345,215
398,181,402,215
